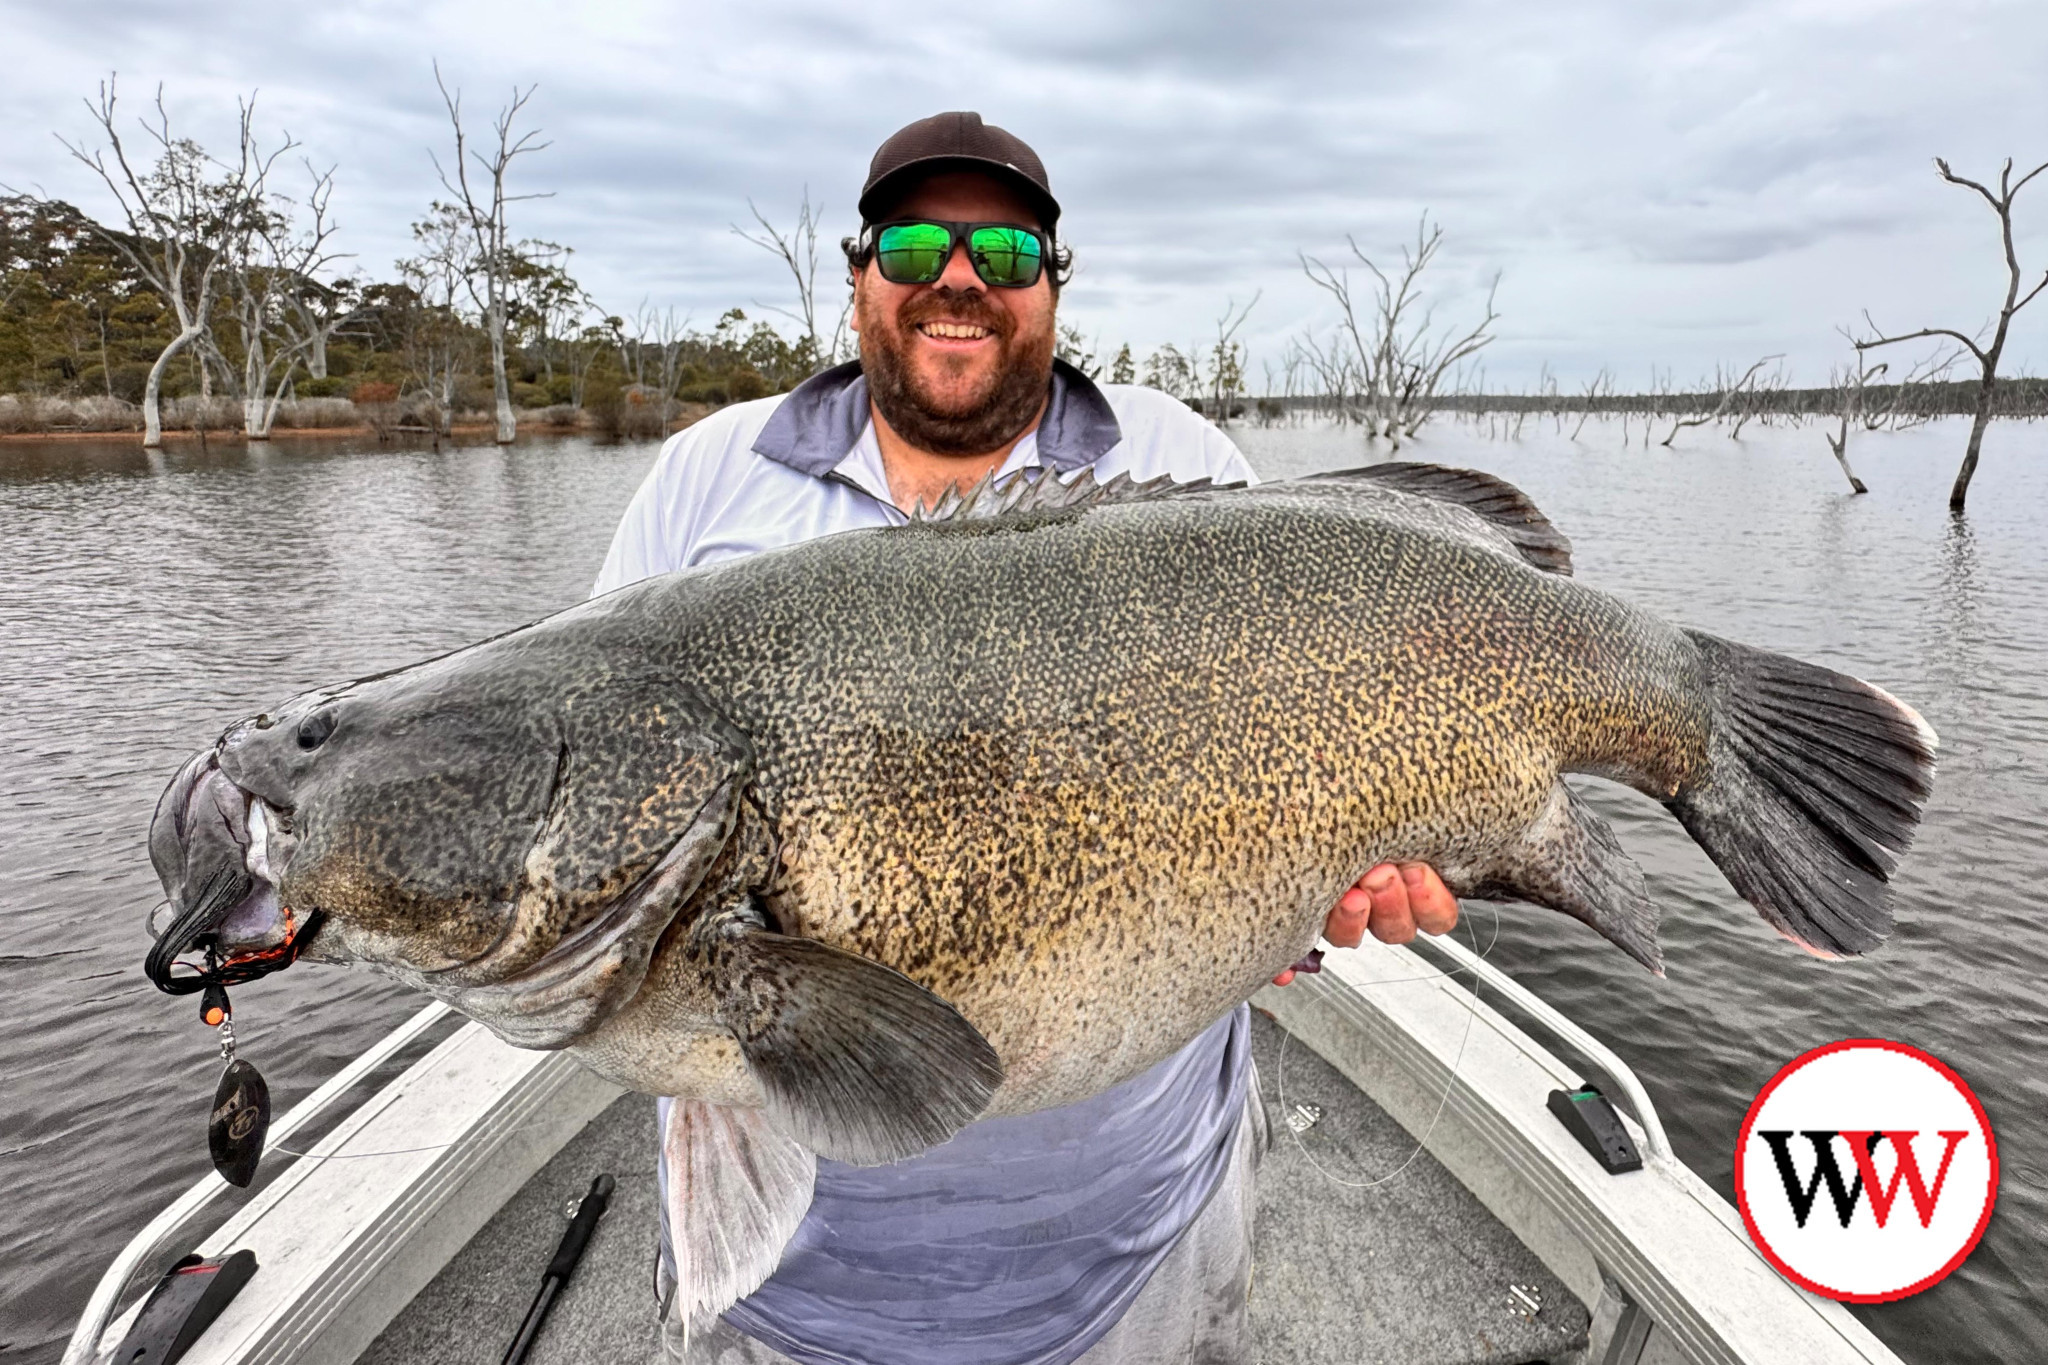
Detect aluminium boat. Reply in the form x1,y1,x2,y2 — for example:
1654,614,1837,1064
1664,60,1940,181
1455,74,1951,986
63,932,1900,1365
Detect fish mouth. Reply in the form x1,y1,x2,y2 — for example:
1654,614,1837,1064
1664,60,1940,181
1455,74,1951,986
144,750,317,995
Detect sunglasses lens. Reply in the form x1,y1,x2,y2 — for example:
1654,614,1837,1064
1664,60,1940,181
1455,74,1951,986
876,223,953,283
969,226,1043,287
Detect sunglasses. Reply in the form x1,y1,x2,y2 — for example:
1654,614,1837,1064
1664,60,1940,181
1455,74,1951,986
865,220,1048,289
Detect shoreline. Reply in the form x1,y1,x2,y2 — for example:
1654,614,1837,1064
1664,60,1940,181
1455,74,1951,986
0,420,696,445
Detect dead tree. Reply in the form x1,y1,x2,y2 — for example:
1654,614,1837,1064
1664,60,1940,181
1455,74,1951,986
1858,156,2048,512
56,79,270,447
399,202,477,436
1570,368,1612,440
1821,334,1877,494
1660,356,1780,447
433,66,549,445
1728,358,1786,439
1302,215,1498,448
1206,293,1260,421
734,191,846,373
218,163,350,438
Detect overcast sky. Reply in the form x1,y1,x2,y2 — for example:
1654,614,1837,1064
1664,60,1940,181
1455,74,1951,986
5,0,2046,389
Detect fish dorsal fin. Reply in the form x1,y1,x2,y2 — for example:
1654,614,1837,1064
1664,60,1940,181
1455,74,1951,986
1310,462,1574,575
910,467,1240,523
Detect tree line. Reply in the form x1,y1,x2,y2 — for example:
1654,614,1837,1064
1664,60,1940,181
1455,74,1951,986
0,76,835,446
4,74,2041,511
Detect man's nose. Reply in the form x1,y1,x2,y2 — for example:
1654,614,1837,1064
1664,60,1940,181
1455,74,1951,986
935,240,985,293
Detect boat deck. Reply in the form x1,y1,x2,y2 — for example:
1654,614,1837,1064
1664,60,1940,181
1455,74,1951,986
360,1010,1590,1364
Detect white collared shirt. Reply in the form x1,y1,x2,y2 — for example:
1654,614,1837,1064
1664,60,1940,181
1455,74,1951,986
592,382,1255,592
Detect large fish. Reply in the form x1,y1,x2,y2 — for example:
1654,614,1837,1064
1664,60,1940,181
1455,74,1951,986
144,463,1936,1321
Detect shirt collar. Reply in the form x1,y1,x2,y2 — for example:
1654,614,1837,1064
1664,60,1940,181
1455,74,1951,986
751,357,1121,477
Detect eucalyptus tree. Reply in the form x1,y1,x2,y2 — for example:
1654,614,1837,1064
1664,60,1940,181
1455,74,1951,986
432,65,549,444
212,162,351,438
399,202,477,435
733,191,848,374
55,79,274,447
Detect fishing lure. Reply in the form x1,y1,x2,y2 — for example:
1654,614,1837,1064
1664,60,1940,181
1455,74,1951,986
145,897,316,1187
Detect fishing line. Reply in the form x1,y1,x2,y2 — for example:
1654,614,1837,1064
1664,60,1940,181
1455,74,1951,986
1272,901,1503,1191
269,1139,462,1160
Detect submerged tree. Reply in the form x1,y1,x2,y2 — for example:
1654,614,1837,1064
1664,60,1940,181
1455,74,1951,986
1858,156,2048,513
1298,214,1499,448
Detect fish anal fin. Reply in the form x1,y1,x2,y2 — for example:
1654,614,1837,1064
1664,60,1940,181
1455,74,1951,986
663,1099,815,1331
689,898,1005,1165
1463,783,1662,975
1314,462,1574,575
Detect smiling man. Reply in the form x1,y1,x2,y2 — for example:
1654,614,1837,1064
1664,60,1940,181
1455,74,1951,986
594,111,1459,1365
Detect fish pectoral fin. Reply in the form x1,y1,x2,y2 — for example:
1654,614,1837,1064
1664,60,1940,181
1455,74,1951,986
688,897,1005,1166
1463,782,1663,975
663,1099,816,1331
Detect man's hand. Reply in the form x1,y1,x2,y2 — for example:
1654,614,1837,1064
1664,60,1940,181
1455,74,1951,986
1272,863,1459,986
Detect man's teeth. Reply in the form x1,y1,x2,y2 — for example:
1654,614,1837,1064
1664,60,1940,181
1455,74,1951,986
919,322,991,340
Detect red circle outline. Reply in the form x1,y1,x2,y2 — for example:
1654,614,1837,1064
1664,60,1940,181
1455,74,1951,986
1734,1037,1999,1303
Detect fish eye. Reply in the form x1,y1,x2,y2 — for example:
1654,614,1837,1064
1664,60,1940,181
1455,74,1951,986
296,709,338,751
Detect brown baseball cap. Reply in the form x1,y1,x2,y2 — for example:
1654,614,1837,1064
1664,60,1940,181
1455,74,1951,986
858,111,1060,232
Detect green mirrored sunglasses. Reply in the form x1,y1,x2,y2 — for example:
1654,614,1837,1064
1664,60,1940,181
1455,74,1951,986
868,220,1047,289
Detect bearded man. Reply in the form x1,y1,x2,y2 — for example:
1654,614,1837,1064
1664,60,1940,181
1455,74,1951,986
594,111,1459,1365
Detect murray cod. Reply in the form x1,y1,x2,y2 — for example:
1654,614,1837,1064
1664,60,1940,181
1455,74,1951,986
145,463,1936,1321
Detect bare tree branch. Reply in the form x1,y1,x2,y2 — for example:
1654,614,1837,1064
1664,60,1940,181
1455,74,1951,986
431,62,550,443
1864,154,2048,510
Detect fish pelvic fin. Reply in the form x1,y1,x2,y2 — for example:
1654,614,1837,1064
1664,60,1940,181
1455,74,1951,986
1311,462,1575,575
688,897,1005,1166
1668,630,1938,959
662,1099,815,1335
1467,782,1662,975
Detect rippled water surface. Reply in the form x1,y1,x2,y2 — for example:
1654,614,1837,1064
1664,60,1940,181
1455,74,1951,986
3,418,2042,1362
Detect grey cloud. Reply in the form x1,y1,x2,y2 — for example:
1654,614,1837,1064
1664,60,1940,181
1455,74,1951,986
4,0,2047,386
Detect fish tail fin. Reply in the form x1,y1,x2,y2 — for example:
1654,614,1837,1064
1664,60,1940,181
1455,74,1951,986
1669,630,1938,959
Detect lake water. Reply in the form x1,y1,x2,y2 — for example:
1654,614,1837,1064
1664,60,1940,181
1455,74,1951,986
2,416,2041,1363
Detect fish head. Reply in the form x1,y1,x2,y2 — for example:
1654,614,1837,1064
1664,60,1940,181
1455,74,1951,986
146,643,753,1048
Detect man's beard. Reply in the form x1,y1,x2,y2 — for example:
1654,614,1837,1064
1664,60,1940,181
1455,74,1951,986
859,287,1055,456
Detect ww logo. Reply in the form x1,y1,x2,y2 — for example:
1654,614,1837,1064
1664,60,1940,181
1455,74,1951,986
1736,1040,1997,1302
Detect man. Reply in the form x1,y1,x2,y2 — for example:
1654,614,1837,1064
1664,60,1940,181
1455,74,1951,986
594,111,1459,1365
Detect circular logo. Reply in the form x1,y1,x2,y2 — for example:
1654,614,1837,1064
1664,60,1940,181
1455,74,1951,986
1735,1039,1997,1303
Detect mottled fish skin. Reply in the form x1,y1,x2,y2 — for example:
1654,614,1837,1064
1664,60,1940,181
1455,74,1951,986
150,468,1932,1136
565,481,1712,1114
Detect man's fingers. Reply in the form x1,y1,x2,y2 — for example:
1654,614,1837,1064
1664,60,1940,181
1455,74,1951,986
1271,968,1297,987
1401,862,1461,935
1324,884,1372,949
1363,864,1417,944
1324,864,1459,955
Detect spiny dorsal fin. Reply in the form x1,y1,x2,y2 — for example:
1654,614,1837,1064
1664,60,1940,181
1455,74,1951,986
1310,462,1574,575
910,467,1241,523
